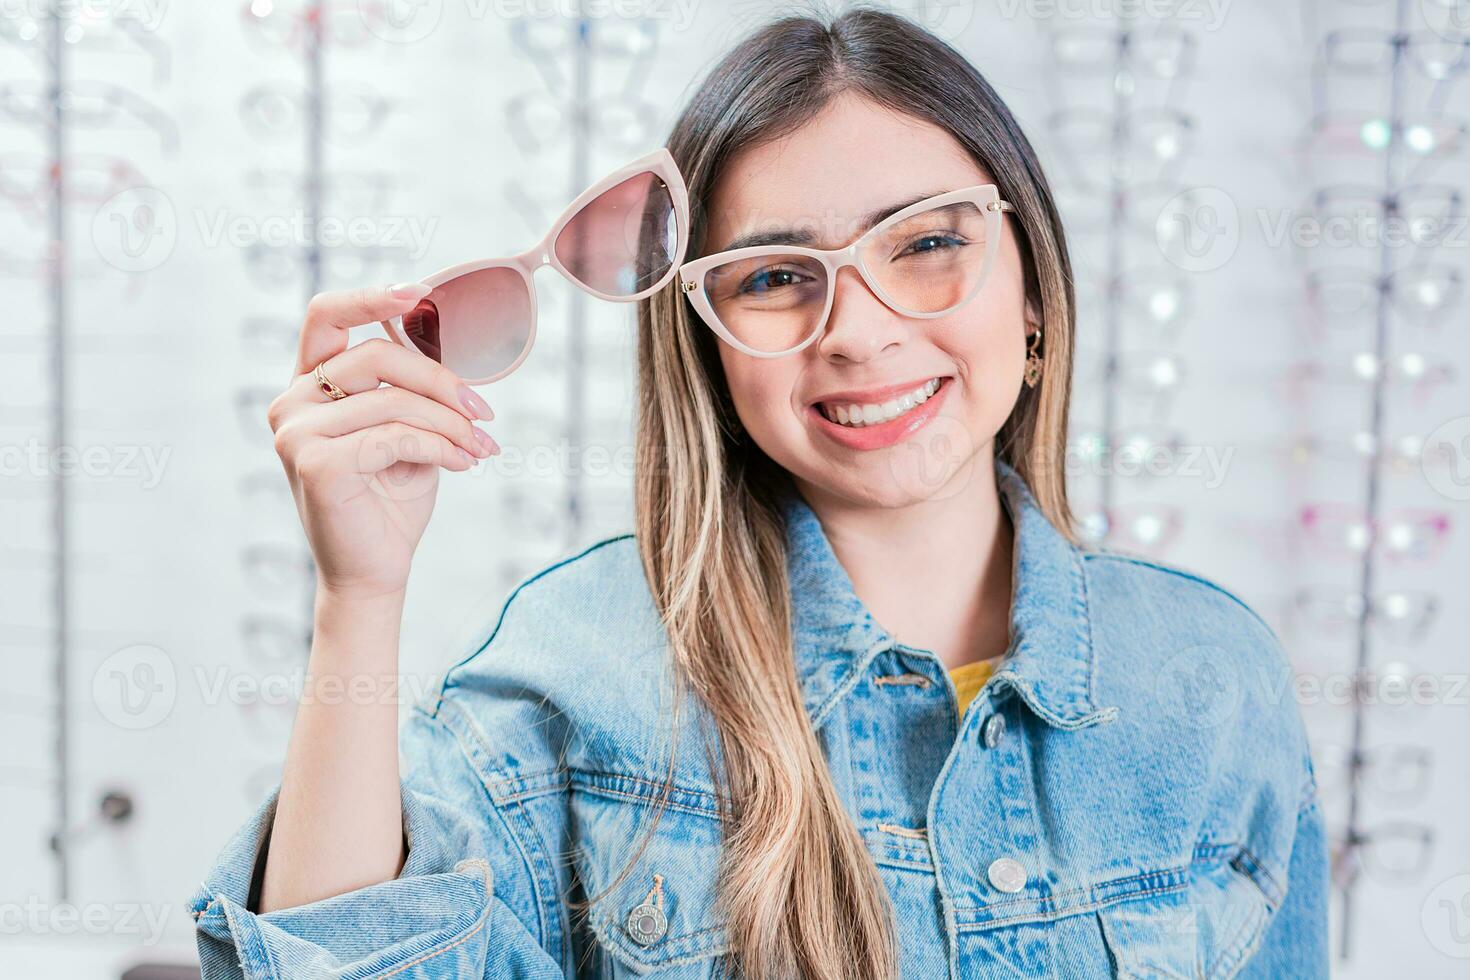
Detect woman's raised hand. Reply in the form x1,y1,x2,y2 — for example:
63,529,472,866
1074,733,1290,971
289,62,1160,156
266,283,500,602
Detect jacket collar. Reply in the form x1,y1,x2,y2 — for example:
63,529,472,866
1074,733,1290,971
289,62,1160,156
780,454,1117,731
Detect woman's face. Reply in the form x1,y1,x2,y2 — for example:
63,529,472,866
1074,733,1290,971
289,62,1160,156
702,91,1037,510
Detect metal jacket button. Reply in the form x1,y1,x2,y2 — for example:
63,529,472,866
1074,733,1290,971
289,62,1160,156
627,874,668,945
981,712,1006,748
987,857,1027,893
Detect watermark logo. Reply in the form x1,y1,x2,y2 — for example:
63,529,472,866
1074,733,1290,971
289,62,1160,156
365,0,443,44
0,897,171,945
1157,644,1243,728
1422,874,1470,958
92,644,176,730
92,186,176,273
1423,416,1470,502
884,413,980,502
1159,187,1239,272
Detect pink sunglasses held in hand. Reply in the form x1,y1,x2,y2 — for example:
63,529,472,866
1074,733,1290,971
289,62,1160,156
380,147,691,384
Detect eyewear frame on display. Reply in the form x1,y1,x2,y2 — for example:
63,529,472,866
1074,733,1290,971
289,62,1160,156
0,152,149,217
504,91,660,156
1286,430,1445,474
1320,29,1470,78
1,8,171,81
379,147,690,385
678,184,1015,358
1305,264,1462,325
1298,503,1452,562
511,16,659,97
1289,587,1440,645
1047,107,1195,192
241,543,315,598
1047,23,1198,80
1069,424,1187,477
1303,112,1470,181
1287,353,1457,403
1306,183,1463,237
1075,502,1184,554
244,242,413,291
1080,271,1192,339
241,0,392,52
0,80,179,151
1316,743,1433,805
239,83,393,144
1085,349,1187,419
243,167,397,213
1330,822,1435,888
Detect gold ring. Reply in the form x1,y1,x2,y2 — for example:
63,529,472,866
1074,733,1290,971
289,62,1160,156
313,361,348,401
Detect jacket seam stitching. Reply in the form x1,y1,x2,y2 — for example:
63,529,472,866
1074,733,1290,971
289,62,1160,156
438,532,636,695
1076,546,1102,708
569,784,722,819
375,912,489,979
1081,550,1279,642
432,697,563,964
956,865,1188,915
956,878,1189,928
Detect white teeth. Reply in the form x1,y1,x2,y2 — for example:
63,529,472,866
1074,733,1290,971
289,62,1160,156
820,378,944,427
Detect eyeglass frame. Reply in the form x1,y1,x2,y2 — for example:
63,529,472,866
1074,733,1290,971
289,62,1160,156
378,146,691,385
677,183,1015,359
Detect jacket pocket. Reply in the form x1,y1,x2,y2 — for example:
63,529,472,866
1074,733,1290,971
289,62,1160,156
1095,884,1200,979
1096,850,1274,980
1185,850,1275,978
569,770,733,977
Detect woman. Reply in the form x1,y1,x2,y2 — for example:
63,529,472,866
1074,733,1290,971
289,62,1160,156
193,8,1326,979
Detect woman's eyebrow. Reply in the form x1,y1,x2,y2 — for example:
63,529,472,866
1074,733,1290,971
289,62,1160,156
714,189,951,252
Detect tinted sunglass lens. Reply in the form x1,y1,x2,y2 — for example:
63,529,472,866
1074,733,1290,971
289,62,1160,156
554,170,678,297
402,267,533,379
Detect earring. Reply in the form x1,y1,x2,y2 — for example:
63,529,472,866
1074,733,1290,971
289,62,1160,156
1023,327,1044,389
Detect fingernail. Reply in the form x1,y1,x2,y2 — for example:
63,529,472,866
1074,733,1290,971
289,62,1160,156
458,384,494,420
389,281,431,300
456,448,474,467
472,427,499,456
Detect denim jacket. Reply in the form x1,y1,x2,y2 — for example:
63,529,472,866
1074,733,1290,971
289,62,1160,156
192,455,1328,979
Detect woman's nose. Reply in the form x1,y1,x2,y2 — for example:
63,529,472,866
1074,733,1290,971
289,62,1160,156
815,265,907,363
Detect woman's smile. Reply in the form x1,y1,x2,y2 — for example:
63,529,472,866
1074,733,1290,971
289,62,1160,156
806,374,954,450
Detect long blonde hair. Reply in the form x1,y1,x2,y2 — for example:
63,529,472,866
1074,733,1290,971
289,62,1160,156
620,7,1077,977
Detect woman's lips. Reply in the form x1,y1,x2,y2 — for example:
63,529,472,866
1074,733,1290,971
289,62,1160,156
809,376,953,451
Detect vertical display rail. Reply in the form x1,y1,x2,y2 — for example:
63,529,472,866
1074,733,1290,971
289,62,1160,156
302,0,324,638
1335,0,1407,959
564,14,591,542
1099,32,1130,517
43,0,72,902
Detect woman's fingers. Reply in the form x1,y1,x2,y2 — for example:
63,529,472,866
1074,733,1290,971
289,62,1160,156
281,385,500,460
294,422,473,487
294,283,431,378
343,421,474,476
293,283,433,379
280,337,493,426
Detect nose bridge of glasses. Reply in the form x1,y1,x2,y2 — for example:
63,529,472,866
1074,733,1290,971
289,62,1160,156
513,240,555,276
828,239,896,313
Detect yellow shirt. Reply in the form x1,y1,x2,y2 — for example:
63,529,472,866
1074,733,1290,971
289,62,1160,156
949,657,998,717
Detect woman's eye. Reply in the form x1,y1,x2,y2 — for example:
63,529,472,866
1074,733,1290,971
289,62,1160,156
740,266,806,294
901,234,968,256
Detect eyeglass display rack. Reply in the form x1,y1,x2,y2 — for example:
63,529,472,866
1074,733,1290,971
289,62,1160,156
21,6,165,902
235,2,327,672
1046,21,1196,553
561,15,593,545
507,14,661,551
42,6,74,902
1308,0,1449,962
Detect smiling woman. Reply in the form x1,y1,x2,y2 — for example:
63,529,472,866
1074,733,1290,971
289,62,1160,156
191,7,1327,980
